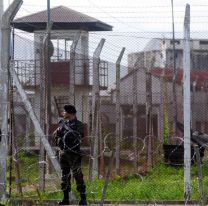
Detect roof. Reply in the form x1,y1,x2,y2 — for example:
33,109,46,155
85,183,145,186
114,67,208,93
151,68,208,91
144,38,162,51
12,6,113,32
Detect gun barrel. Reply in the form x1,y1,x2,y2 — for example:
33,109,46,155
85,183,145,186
176,122,184,132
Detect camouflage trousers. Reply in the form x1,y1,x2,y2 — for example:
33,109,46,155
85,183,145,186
59,151,86,193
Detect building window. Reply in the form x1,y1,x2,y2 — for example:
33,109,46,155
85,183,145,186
199,40,208,45
196,121,201,132
191,53,208,70
204,122,208,133
170,40,180,45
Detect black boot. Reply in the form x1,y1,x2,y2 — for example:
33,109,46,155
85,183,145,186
58,190,70,205
78,193,87,205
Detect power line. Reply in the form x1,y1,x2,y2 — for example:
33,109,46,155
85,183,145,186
22,3,208,9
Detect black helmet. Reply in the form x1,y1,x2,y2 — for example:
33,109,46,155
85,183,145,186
64,105,77,114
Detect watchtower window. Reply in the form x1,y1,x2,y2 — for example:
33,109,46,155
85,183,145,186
51,38,73,62
170,40,180,45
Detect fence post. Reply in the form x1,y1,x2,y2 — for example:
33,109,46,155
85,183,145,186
69,32,80,105
0,0,3,78
194,146,206,206
38,23,53,191
9,65,62,179
146,56,155,169
133,59,139,172
171,0,178,137
91,38,105,180
183,3,191,201
115,47,125,175
101,149,115,206
0,0,23,199
9,82,23,196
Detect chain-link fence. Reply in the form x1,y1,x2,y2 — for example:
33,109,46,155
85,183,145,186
2,1,208,205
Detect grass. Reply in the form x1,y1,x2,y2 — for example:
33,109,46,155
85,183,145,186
5,151,208,202
41,163,207,202
7,150,39,189
85,165,186,201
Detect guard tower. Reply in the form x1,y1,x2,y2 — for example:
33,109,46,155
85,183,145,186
12,6,112,125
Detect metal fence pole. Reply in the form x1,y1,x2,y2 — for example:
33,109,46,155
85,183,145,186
0,0,3,76
115,48,125,175
39,23,53,191
146,56,155,169
133,60,138,173
39,34,46,191
69,32,80,105
183,3,191,201
194,146,206,206
171,0,178,137
0,0,23,199
9,65,62,179
9,85,22,196
91,38,105,180
101,149,115,206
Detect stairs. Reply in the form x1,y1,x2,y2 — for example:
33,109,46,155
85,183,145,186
53,96,69,116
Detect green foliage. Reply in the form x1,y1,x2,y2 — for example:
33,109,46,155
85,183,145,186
163,110,169,144
18,151,39,185
16,132,35,148
75,164,202,201
8,152,208,202
7,150,39,193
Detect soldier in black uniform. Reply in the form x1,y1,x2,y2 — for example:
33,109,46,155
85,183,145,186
53,105,87,205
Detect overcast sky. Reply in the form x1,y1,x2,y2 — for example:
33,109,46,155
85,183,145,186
6,0,208,48
4,0,208,89
4,0,208,32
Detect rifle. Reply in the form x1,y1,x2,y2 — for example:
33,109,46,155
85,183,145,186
176,121,207,159
176,121,208,148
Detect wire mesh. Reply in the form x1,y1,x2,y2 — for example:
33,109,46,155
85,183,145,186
3,1,208,204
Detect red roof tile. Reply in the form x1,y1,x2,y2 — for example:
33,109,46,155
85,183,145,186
151,68,208,91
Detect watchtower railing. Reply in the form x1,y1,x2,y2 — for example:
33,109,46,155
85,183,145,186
12,58,108,89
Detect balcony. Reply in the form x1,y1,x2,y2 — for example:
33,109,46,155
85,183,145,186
12,58,108,90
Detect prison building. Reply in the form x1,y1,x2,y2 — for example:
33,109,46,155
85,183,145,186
128,38,208,73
